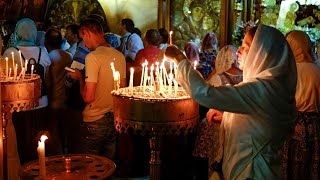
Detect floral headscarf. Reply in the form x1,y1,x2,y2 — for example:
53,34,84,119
201,32,218,51
285,30,315,63
14,18,37,46
184,41,200,62
215,45,238,74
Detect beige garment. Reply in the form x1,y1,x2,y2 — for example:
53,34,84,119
295,62,320,112
286,30,314,63
286,30,320,112
83,46,126,122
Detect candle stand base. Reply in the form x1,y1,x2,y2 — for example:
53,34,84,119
112,93,199,180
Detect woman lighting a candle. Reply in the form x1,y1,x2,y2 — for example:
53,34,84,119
164,25,297,179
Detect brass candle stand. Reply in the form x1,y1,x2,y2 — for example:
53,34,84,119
112,87,199,180
1,74,41,180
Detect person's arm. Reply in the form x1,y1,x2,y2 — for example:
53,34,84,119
206,109,223,124
165,46,252,114
80,80,96,104
127,34,144,61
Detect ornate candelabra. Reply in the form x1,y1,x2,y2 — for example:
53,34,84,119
1,74,41,180
112,87,199,180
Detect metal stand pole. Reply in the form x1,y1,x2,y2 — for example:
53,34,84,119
149,128,161,180
2,108,9,180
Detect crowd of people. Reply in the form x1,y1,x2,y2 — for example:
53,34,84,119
1,14,320,180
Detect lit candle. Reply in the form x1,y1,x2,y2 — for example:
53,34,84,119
24,59,28,69
18,67,25,80
150,64,154,87
5,57,8,79
37,135,48,178
163,65,169,86
129,67,134,95
140,62,145,87
19,50,23,68
11,52,14,70
22,68,26,79
13,64,17,80
155,61,159,76
8,68,11,79
114,71,120,91
193,60,198,70
168,73,173,95
31,65,34,79
143,66,148,94
161,61,167,86
159,65,163,92
169,31,173,45
110,62,115,77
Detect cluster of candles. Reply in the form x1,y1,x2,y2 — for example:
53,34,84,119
1,51,34,81
111,59,181,98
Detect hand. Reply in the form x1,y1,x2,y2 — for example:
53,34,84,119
206,109,223,124
164,45,186,64
67,69,82,80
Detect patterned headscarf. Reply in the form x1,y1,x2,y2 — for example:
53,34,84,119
285,30,315,63
14,18,37,46
184,41,200,62
215,45,238,74
201,32,218,51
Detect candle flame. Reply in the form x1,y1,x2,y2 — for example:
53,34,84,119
130,67,134,73
193,61,198,70
169,31,173,35
5,57,8,61
11,52,14,55
40,135,48,143
169,73,174,80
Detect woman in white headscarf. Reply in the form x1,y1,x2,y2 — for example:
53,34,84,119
280,30,320,180
3,18,51,166
165,24,297,179
193,44,243,178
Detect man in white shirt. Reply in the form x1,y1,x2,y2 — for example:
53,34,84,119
118,18,144,62
65,24,80,56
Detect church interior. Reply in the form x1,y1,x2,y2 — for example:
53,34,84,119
0,0,320,179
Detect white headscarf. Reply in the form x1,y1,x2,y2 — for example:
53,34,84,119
286,30,320,112
215,45,238,74
238,24,297,125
